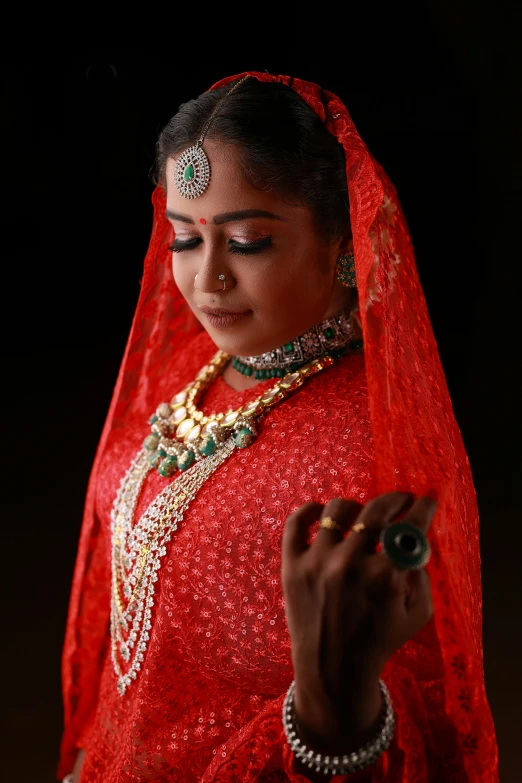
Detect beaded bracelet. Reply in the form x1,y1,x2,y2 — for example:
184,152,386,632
282,679,395,776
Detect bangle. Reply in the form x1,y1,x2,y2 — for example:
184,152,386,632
282,678,395,776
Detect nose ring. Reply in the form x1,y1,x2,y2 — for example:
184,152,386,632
218,274,226,290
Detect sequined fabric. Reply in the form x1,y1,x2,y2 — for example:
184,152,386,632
58,72,499,782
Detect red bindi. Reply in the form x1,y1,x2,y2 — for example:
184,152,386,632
199,218,207,225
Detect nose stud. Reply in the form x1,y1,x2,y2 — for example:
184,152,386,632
194,273,227,291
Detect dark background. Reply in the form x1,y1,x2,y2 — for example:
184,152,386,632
2,3,521,780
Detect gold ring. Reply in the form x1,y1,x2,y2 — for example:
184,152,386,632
351,522,367,533
319,516,343,532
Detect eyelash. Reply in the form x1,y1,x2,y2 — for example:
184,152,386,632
168,236,273,256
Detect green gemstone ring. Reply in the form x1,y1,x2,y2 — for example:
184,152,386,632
379,522,431,570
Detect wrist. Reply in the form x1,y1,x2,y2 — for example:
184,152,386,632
293,676,383,756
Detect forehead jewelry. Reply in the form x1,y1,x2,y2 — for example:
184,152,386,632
175,76,249,199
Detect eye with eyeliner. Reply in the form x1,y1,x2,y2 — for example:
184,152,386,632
168,236,273,255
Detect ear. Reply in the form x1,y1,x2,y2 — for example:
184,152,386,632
337,235,354,255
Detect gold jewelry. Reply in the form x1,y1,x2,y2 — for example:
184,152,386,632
319,516,343,532
111,350,338,695
145,351,337,478
218,273,226,290
352,522,366,533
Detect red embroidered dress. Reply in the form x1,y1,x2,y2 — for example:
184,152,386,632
57,73,499,782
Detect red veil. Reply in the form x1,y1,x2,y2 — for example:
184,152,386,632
58,72,499,781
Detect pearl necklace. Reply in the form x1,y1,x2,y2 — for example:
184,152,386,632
110,351,346,695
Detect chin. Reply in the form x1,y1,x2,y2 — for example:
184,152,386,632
204,329,268,358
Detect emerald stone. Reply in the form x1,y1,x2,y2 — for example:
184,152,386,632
149,447,167,467
144,434,160,451
148,414,159,424
184,164,194,182
380,522,429,570
149,451,163,468
158,455,178,477
324,327,336,340
283,342,294,354
234,427,255,449
199,435,216,457
178,449,195,471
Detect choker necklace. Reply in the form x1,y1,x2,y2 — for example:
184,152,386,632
231,307,362,379
110,340,354,695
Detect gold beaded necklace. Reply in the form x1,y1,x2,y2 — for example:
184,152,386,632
143,350,337,477
110,350,338,695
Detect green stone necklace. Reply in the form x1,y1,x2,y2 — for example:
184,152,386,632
231,307,362,380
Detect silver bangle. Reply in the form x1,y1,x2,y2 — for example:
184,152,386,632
282,679,395,776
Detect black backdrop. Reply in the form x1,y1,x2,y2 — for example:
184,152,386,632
2,4,521,781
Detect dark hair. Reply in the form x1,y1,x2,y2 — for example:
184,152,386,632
155,78,351,242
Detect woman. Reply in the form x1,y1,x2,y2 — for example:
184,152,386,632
57,72,499,781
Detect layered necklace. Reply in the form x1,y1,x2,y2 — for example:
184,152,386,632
110,307,362,695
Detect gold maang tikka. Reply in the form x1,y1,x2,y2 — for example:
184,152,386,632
175,76,249,199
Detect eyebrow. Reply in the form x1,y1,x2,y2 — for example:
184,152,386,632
165,209,287,225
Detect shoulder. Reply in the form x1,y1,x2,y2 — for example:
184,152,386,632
161,329,218,392
306,351,369,411
267,350,371,432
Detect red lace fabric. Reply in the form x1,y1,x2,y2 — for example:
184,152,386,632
57,72,499,782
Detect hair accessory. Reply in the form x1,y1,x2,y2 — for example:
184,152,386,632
336,252,357,288
319,516,343,532
232,307,363,380
218,273,226,290
380,522,431,570
175,76,249,199
282,678,395,776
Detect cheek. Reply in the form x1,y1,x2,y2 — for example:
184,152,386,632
248,257,328,310
172,256,193,294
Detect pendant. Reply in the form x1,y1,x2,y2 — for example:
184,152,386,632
175,144,211,199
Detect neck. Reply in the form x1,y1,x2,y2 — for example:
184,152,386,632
222,361,264,392
223,299,361,392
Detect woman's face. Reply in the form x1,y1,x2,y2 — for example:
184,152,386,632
165,140,353,357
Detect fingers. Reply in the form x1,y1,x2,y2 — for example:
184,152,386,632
283,493,437,571
340,492,414,561
282,502,324,561
400,496,438,534
313,498,363,557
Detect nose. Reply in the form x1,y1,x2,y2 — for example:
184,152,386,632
194,248,234,293
194,272,228,291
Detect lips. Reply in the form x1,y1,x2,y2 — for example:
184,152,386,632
200,307,250,329
199,307,247,316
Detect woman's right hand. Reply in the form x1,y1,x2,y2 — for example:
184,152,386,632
69,749,85,783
